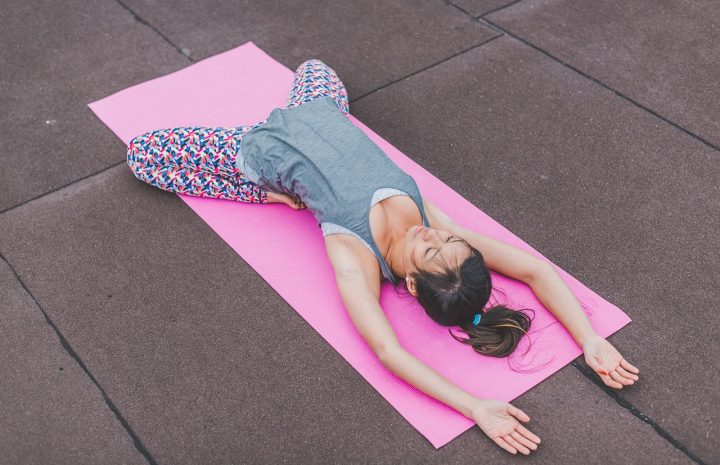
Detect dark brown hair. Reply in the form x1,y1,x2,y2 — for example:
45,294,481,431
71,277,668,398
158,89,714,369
398,239,534,358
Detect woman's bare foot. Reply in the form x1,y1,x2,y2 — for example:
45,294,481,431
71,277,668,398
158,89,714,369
265,191,306,209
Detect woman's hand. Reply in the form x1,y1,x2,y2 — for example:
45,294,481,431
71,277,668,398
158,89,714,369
469,399,541,455
265,191,306,210
582,335,640,388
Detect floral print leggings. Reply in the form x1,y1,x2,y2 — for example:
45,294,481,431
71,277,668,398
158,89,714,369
126,59,350,204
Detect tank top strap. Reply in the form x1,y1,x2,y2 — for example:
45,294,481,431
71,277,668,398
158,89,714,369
361,182,429,284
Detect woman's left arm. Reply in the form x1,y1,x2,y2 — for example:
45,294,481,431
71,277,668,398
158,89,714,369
526,266,640,389
524,265,597,348
423,198,640,389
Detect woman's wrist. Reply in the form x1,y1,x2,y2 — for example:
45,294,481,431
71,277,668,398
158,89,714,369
580,332,602,349
467,397,489,419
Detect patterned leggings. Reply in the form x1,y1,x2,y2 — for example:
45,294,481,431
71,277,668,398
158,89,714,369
126,59,350,204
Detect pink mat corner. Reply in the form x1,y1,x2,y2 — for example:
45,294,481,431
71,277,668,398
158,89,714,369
88,41,631,448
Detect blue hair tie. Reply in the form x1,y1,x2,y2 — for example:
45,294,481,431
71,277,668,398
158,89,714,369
472,313,482,325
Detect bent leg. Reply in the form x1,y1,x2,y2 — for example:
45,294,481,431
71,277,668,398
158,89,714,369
126,125,269,203
286,59,349,116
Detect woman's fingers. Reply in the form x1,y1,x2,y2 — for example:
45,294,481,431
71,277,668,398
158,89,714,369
504,434,531,455
601,372,624,389
493,437,517,454
511,430,539,451
612,367,636,384
617,365,639,381
507,404,530,422
516,424,541,445
603,371,623,388
621,358,640,373
609,369,634,386
592,362,624,388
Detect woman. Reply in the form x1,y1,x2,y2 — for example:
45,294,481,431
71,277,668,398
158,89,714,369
126,59,640,455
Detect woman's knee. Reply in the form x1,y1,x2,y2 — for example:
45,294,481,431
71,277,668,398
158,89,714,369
301,58,324,67
297,58,332,76
126,131,153,170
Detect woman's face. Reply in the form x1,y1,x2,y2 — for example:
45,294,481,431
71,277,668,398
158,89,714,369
402,224,470,276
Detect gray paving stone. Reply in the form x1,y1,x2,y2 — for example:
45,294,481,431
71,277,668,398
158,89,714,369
0,112,693,463
350,34,719,464
0,0,188,212
119,0,498,98
487,0,720,146
0,259,146,465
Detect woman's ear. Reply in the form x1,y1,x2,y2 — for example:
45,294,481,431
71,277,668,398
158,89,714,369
406,276,418,297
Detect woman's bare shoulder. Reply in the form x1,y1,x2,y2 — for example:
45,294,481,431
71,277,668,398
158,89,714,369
324,235,398,355
324,234,382,292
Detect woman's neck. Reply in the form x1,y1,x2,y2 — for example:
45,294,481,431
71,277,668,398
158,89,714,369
384,229,408,279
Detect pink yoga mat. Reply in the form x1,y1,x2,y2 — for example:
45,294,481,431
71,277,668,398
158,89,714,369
89,41,631,448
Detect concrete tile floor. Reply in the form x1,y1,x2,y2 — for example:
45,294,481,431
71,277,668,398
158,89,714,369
0,260,146,465
118,0,499,98
487,0,720,146
0,0,189,212
0,0,716,464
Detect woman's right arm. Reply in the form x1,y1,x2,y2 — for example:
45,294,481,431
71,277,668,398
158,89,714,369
379,346,478,418
380,346,541,455
326,237,540,454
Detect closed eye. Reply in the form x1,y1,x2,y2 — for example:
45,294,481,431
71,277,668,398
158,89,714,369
425,235,459,260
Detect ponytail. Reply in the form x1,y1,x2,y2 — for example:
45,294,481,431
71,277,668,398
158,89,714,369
450,304,533,358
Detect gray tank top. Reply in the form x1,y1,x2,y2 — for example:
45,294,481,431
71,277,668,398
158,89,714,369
236,95,430,283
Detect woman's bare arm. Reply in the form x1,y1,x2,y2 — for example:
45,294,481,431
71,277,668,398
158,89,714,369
379,345,479,417
454,222,598,347
326,235,481,416
424,197,598,346
424,199,638,388
336,271,541,454
326,232,542,453
523,264,598,347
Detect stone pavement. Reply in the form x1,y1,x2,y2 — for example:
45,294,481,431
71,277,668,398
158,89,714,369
1,1,717,464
